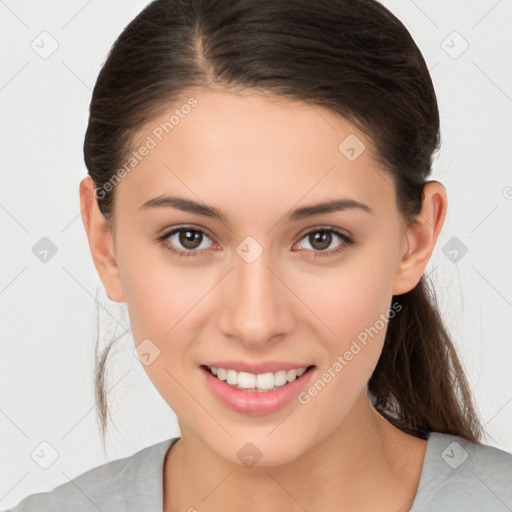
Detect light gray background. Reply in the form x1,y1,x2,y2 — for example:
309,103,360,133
1,0,511,509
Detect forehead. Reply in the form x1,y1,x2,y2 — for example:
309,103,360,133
115,88,396,221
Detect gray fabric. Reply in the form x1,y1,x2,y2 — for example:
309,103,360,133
2,438,178,512
3,432,512,511
410,432,512,511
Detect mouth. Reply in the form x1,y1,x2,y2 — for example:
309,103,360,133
200,364,316,393
200,362,317,415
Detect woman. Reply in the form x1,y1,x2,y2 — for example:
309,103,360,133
5,0,512,511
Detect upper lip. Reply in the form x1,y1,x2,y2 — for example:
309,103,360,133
201,361,315,374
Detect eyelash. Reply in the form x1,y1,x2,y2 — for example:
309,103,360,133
156,225,355,259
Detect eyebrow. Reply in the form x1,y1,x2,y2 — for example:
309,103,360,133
139,195,373,222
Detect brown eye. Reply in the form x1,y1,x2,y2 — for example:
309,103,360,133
299,229,344,252
308,230,333,251
294,227,354,258
178,229,204,250
157,226,215,257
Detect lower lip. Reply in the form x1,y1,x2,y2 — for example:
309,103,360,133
200,365,316,415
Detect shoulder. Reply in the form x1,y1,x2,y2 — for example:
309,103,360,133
412,431,512,512
2,437,179,512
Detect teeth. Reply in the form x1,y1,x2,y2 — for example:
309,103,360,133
226,369,238,385
209,366,309,391
286,369,297,382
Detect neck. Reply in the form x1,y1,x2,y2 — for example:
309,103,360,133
163,390,427,512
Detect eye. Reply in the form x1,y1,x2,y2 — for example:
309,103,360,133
156,225,355,259
156,226,216,257
293,227,354,258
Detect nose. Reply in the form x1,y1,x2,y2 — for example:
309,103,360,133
218,247,296,348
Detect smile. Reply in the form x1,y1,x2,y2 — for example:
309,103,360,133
206,365,311,392
200,364,316,415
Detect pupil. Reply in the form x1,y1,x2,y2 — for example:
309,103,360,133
180,230,201,249
311,231,331,251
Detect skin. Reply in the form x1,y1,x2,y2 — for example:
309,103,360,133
80,86,447,512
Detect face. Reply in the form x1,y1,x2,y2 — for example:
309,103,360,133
96,88,419,466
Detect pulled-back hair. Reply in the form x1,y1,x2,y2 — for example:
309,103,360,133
84,0,484,445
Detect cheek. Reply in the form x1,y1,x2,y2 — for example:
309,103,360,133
290,234,400,398
116,234,216,390
293,238,398,347
291,257,398,432
117,231,202,342
118,248,201,413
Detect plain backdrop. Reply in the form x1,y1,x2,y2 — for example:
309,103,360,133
1,0,511,509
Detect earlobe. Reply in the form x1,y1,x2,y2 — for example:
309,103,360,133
392,180,447,295
79,176,126,303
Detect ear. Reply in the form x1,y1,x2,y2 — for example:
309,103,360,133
392,180,447,295
79,176,126,303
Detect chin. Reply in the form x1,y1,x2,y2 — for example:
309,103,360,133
213,431,316,469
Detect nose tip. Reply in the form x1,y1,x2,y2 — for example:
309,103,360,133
218,255,295,348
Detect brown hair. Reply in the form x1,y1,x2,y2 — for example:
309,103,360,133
84,0,484,445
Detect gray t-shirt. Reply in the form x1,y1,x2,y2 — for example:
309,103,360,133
3,432,512,511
